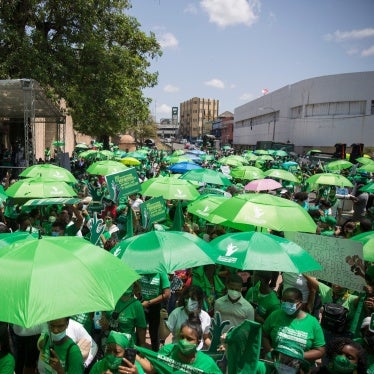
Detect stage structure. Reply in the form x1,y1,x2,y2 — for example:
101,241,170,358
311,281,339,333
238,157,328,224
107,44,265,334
0,79,65,166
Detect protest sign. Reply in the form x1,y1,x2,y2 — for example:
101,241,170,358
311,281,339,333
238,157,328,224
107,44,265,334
286,232,366,292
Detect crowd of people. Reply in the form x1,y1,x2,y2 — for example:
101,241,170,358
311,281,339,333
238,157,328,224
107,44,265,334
0,143,373,373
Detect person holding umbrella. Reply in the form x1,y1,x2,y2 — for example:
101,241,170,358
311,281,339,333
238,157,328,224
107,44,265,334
37,317,84,373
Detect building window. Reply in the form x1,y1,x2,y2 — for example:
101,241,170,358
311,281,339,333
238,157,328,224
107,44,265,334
290,106,302,119
371,100,374,115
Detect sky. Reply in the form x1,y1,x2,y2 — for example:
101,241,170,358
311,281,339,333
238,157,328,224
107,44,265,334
128,0,374,121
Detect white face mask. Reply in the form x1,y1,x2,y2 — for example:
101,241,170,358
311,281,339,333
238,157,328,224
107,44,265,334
228,289,241,301
186,298,199,312
51,330,66,342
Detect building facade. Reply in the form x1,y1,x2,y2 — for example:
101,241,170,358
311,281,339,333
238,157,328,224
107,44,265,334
179,97,219,141
233,71,374,153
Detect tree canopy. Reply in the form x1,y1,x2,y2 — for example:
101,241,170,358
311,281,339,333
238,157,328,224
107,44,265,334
0,0,162,139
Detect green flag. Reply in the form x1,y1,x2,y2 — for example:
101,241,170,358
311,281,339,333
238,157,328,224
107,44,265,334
125,205,134,239
171,200,185,231
225,320,262,374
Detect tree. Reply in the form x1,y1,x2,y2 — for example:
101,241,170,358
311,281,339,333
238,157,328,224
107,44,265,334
133,116,158,147
0,0,162,145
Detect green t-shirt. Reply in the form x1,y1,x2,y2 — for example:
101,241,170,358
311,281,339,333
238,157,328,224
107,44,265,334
106,298,147,342
156,344,222,373
38,333,84,374
0,353,15,374
90,357,144,374
245,282,281,320
139,273,170,300
318,282,358,322
263,310,325,352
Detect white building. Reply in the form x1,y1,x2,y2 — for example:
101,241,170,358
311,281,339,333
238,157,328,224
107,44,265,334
233,71,374,153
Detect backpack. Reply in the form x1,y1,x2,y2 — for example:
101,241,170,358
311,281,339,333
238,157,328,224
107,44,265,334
320,303,349,333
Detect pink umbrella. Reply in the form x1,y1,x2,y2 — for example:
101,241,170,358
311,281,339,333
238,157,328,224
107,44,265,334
244,178,282,192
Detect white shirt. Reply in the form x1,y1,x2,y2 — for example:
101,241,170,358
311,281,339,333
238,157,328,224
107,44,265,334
214,295,254,333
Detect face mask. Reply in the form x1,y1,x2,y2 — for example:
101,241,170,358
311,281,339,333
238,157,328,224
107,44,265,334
332,355,357,373
51,231,59,237
51,330,66,342
186,298,199,312
105,219,112,225
281,301,298,315
105,354,123,370
274,362,297,374
228,289,241,301
178,339,197,355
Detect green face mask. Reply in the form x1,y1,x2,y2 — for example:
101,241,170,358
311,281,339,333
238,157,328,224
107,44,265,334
331,355,357,373
178,339,197,355
105,354,123,370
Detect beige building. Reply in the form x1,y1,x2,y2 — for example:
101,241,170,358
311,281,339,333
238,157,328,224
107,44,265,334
179,97,219,141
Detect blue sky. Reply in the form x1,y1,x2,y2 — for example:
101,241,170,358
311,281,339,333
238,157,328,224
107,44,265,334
128,0,374,121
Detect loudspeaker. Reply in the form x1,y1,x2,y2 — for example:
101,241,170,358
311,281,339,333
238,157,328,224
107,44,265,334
333,143,346,159
349,143,364,163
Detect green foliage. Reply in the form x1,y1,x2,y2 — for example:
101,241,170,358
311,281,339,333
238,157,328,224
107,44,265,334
0,0,162,137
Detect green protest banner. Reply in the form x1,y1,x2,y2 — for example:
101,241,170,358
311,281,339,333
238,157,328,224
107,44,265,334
140,196,167,228
105,168,141,203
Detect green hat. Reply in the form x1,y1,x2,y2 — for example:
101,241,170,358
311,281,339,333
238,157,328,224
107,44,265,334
272,341,310,367
106,331,132,348
320,216,337,226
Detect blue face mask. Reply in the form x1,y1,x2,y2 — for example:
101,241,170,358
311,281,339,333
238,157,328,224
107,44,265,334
281,301,298,315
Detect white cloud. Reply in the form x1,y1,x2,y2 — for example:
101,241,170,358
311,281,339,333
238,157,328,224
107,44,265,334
158,32,179,49
239,92,254,101
157,104,172,117
361,45,374,57
200,0,259,28
324,28,374,42
164,84,180,93
184,3,198,14
204,78,225,89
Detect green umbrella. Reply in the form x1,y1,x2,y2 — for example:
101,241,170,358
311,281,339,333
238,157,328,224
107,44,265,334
75,143,88,149
172,150,185,156
209,231,322,272
257,155,274,161
230,166,264,181
52,140,65,147
253,150,268,155
80,149,114,161
141,177,199,200
5,178,77,201
212,193,317,233
218,157,243,168
359,182,374,193
200,154,215,161
19,164,77,183
112,231,214,274
351,231,374,261
326,159,353,171
187,194,255,232
0,236,139,327
305,173,353,188
127,151,148,160
355,157,373,165
180,168,232,187
306,149,321,155
168,156,193,164
86,160,128,176
0,232,38,248
357,163,374,173
244,153,258,162
273,150,288,157
0,185,8,202
264,169,299,183
226,155,248,164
